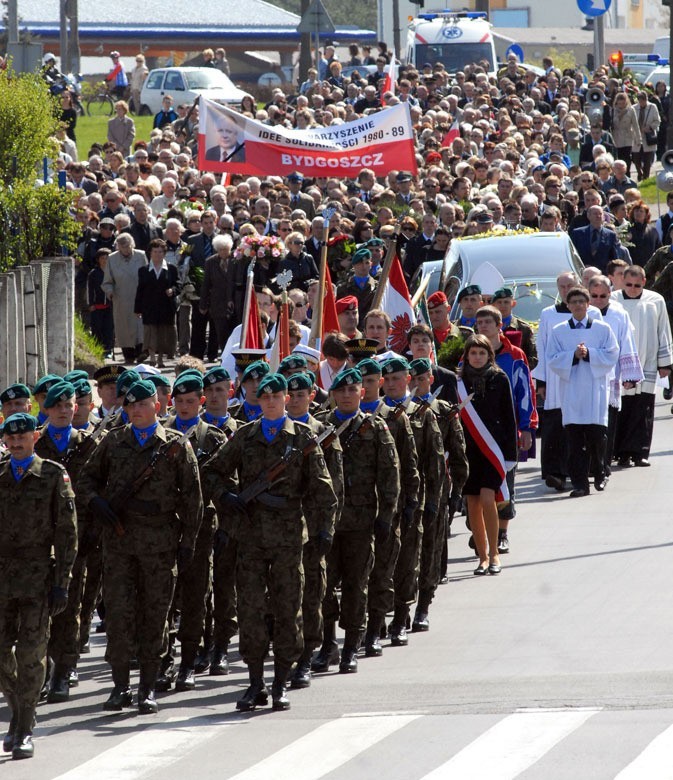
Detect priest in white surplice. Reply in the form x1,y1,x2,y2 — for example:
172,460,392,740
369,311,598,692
612,265,673,467
548,286,619,497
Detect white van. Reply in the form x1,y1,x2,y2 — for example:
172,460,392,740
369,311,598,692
405,11,497,78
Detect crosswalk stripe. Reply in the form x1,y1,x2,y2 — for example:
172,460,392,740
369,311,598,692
614,723,673,779
50,716,231,780
418,708,600,780
226,714,421,780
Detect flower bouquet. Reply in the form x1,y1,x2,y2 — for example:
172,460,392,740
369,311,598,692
233,232,285,263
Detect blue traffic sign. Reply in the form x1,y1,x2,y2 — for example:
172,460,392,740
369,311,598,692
505,44,525,63
577,0,611,17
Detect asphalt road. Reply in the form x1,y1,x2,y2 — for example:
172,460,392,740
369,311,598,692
4,395,673,779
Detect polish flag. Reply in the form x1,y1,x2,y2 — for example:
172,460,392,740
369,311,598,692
322,264,341,339
442,120,460,147
379,255,415,354
242,287,263,349
383,51,398,96
269,298,291,370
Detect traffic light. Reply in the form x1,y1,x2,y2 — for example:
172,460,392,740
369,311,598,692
608,50,623,70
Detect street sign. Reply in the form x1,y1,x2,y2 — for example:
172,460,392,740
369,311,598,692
296,0,336,34
505,43,525,63
577,0,611,17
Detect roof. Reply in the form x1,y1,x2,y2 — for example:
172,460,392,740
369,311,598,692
495,27,660,48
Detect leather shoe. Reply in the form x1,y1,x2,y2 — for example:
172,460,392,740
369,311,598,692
594,476,608,491
210,647,229,676
137,687,158,715
664,386,672,400
80,640,91,654
236,680,268,711
103,685,133,711
11,734,33,760
411,610,429,632
47,671,70,703
339,647,358,673
155,667,177,692
488,563,502,575
364,632,383,657
3,715,16,753
617,456,632,468
634,458,651,467
545,475,565,491
193,646,211,674
473,563,489,575
310,640,340,673
569,488,589,498
388,623,409,646
271,681,291,710
175,665,195,692
289,660,311,689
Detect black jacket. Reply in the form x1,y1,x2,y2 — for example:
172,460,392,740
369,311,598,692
134,264,180,325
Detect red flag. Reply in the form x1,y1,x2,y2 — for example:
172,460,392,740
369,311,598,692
243,289,262,349
277,300,291,362
442,120,460,148
383,50,397,96
322,264,340,340
379,255,415,354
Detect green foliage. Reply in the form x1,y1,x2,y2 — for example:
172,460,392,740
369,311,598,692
437,335,466,371
528,47,579,75
74,314,105,370
272,0,376,31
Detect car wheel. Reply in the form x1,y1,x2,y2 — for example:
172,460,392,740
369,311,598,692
138,104,152,116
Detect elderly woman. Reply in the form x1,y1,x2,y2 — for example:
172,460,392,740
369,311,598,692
610,92,641,174
278,230,320,292
102,232,147,362
107,100,136,157
199,234,236,355
628,200,661,266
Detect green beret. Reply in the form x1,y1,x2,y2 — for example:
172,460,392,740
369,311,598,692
43,381,76,409
242,360,271,383
116,369,141,398
457,284,482,302
287,372,313,392
63,370,89,383
172,374,204,395
305,370,316,385
2,412,37,434
176,369,204,381
73,379,93,398
204,367,231,386
365,237,385,248
33,374,62,395
492,286,515,301
93,364,127,385
330,367,362,391
356,358,382,377
147,374,172,389
409,357,432,377
381,357,410,375
351,247,372,266
256,373,288,398
279,354,307,373
0,383,31,404
123,379,157,406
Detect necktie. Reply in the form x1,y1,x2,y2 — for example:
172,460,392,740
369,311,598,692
576,321,584,329
591,229,599,255
204,235,212,257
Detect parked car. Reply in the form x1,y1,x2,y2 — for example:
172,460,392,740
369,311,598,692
413,231,584,323
138,67,252,115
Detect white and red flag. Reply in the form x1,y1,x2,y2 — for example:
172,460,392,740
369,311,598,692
379,255,415,354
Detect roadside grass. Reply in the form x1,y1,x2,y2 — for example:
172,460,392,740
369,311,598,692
75,115,154,159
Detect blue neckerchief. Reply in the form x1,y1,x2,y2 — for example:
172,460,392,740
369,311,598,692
75,422,90,430
261,415,286,442
334,408,358,422
121,409,129,424
176,415,200,434
10,454,35,482
360,399,380,414
502,314,513,328
384,393,409,408
353,275,369,289
204,411,229,428
132,422,158,447
370,264,380,277
413,392,432,403
47,424,72,453
37,410,48,426
289,412,310,424
460,316,476,328
243,401,262,421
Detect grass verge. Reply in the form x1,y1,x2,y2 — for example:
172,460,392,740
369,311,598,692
75,115,154,160
74,314,105,372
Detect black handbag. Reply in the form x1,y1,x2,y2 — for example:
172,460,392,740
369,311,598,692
645,129,658,146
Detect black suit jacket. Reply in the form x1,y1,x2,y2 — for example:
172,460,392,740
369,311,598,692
432,365,459,405
205,144,246,163
187,232,218,266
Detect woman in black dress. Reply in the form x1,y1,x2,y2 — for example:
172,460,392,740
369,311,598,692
458,335,518,575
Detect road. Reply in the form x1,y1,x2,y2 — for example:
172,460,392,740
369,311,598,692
3,395,673,778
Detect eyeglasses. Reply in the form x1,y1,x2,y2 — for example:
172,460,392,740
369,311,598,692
279,227,291,232
294,302,306,307
590,293,609,298
624,282,643,288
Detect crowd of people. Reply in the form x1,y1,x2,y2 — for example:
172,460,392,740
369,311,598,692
2,40,673,760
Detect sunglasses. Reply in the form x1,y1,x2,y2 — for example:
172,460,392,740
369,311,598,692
624,282,643,288
590,293,609,299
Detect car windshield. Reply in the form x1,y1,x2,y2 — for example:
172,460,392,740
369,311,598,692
415,42,494,72
185,70,234,90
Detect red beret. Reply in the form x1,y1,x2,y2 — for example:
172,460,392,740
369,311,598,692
336,295,359,314
426,151,443,164
427,291,448,309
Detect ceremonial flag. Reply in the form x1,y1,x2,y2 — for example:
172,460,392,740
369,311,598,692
269,298,291,370
383,50,397,95
241,271,262,349
322,264,340,337
378,255,415,354
442,120,460,147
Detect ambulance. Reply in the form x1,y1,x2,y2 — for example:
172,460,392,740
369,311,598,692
405,11,497,78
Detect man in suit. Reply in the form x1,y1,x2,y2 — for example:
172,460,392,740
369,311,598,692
186,210,219,361
286,172,316,220
394,171,415,207
205,113,246,163
127,201,162,257
571,205,622,273
579,124,616,170
407,323,459,404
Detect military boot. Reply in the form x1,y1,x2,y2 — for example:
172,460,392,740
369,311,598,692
236,662,268,712
138,663,160,714
364,616,384,657
155,656,177,693
68,668,79,687
39,656,54,702
47,664,70,703
271,663,291,711
193,643,212,674
339,631,361,674
103,665,133,711
11,707,36,760
389,605,410,646
289,648,312,689
175,644,197,692
210,645,229,676
412,592,431,633
310,621,340,673
2,695,18,753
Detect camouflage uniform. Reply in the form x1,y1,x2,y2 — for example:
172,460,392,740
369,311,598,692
318,409,400,655
366,406,419,644
205,418,337,681
78,425,202,671
0,457,77,746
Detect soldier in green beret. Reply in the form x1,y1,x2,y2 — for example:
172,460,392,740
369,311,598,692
204,372,337,712
71,380,97,432
146,374,173,419
79,379,203,715
336,247,378,327
33,375,62,426
278,354,308,376
233,361,270,423
0,384,32,418
0,413,77,759
313,368,400,674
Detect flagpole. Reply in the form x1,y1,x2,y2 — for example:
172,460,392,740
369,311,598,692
371,227,400,311
410,273,431,309
240,259,256,348
310,210,333,351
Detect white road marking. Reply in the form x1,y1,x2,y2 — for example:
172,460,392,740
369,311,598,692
614,723,673,779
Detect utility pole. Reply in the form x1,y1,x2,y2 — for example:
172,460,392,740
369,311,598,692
59,0,69,74
475,0,490,15
299,0,312,86
67,0,80,75
593,13,605,71
393,0,401,54
7,0,18,43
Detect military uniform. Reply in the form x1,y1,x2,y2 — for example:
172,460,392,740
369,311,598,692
0,440,77,758
79,412,203,711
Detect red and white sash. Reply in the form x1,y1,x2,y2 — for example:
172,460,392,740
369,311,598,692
457,378,509,501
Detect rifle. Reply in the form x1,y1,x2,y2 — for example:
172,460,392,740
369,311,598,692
447,393,474,420
62,409,113,469
408,385,443,417
105,425,197,536
236,424,336,508
197,425,236,470
341,401,385,449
